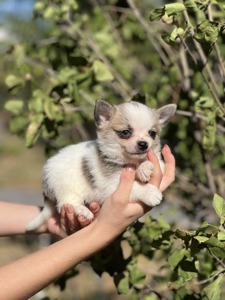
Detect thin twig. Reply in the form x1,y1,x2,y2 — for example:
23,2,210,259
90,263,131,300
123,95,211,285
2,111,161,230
126,0,169,66
197,269,225,285
183,10,220,96
35,37,59,47
179,46,191,91
78,28,132,95
176,109,225,133
79,90,95,106
179,35,225,115
63,23,133,98
207,246,225,268
207,5,225,84
92,0,129,57
23,57,56,77
104,5,131,14
205,161,217,194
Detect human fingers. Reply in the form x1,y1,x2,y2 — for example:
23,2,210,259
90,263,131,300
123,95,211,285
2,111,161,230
160,145,175,192
111,165,136,204
147,150,163,188
77,202,101,228
89,202,101,217
61,204,80,235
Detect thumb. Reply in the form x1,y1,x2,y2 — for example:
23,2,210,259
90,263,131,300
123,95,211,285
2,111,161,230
112,165,136,201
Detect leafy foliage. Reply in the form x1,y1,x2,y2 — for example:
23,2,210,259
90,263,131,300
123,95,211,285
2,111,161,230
1,0,225,299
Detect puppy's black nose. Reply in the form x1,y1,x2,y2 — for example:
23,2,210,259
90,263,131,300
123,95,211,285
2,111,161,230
137,141,148,151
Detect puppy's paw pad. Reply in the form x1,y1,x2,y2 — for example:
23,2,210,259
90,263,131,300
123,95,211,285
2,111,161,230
137,161,154,183
74,205,94,220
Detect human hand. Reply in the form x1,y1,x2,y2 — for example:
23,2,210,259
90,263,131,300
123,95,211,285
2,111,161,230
94,145,175,236
147,144,175,192
44,202,101,238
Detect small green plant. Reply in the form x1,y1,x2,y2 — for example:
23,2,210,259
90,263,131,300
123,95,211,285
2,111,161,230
89,193,225,299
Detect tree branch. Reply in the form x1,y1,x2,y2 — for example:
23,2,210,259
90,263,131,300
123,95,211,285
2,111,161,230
126,0,169,67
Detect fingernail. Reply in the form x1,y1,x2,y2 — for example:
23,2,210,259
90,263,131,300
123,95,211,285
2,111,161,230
163,144,171,151
125,164,136,172
66,205,74,214
89,202,97,209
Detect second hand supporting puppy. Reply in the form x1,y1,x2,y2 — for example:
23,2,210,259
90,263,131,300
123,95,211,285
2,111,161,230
26,100,176,231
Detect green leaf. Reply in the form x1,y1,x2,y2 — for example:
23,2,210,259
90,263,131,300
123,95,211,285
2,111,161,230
194,20,221,44
175,229,196,241
143,295,158,300
168,249,187,269
115,274,130,294
149,3,185,22
195,97,217,150
25,114,44,147
165,3,185,16
93,60,114,82
203,114,216,151
149,7,165,21
178,261,197,282
44,98,62,121
130,293,139,300
29,90,44,113
204,236,225,248
184,0,198,12
9,116,29,134
129,268,146,286
195,96,214,111
4,100,24,115
217,231,225,241
208,246,225,259
170,27,184,42
5,75,24,91
203,276,223,300
69,0,78,10
213,194,225,218
158,215,171,230
194,236,209,243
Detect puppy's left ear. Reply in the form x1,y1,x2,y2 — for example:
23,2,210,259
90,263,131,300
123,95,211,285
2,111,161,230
94,99,115,128
157,104,177,128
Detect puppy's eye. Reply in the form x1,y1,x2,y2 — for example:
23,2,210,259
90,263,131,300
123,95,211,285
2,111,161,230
149,130,157,140
117,129,132,139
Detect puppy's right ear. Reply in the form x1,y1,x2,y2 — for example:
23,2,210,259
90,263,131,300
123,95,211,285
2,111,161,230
94,100,115,128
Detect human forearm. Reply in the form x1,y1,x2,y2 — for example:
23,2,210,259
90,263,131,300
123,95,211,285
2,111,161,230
0,220,115,300
0,201,45,236
0,148,175,300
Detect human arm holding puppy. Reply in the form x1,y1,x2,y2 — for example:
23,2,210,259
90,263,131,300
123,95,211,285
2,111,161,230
0,201,100,238
0,146,175,300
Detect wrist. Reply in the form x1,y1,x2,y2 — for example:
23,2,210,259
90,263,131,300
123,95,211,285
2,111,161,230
90,219,124,246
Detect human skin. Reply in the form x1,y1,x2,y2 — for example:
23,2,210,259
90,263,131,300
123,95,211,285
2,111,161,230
0,201,100,238
0,146,175,300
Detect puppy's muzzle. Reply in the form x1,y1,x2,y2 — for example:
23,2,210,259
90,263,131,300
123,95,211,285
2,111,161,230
137,141,148,152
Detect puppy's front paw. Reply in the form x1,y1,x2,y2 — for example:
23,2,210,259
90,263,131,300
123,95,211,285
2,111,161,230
136,161,154,183
74,205,94,220
137,184,162,207
145,185,163,207
130,182,163,207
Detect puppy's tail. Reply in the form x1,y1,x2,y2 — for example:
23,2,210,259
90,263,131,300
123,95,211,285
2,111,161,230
26,199,55,232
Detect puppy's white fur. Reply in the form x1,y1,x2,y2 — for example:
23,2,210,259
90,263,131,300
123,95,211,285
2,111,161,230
26,100,176,231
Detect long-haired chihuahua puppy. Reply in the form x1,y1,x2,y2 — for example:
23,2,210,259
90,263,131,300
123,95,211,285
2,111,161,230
26,100,176,231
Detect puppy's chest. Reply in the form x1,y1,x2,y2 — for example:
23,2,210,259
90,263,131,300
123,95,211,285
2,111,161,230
82,155,122,190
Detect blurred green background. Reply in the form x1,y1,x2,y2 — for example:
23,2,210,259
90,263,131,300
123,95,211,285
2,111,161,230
0,0,225,299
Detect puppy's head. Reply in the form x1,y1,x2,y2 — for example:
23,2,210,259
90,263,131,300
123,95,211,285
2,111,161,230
94,100,176,164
